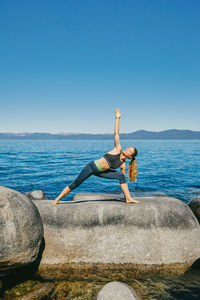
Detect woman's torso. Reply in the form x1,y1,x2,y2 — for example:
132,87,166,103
96,149,124,171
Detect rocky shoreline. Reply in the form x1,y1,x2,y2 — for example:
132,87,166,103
1,186,200,298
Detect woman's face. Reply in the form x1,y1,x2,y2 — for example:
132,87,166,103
122,147,135,159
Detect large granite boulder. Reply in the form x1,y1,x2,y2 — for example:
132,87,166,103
0,186,44,271
34,193,200,273
189,196,200,224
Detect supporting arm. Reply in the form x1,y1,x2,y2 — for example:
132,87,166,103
120,162,126,176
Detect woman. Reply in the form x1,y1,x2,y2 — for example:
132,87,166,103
52,109,139,205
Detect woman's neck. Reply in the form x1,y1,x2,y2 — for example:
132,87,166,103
120,152,127,161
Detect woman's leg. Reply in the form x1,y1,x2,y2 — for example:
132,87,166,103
52,186,71,205
96,170,140,204
52,162,95,205
120,183,140,203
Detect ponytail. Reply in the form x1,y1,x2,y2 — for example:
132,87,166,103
128,157,137,182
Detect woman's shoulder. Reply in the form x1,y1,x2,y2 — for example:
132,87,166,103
107,146,122,155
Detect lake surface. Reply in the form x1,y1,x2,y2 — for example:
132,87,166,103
0,139,200,299
0,139,199,203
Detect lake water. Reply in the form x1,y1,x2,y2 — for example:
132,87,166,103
0,139,200,299
0,139,199,203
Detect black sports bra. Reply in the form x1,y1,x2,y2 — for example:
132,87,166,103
103,152,124,169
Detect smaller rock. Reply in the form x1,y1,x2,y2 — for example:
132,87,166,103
97,281,141,300
189,196,200,224
26,190,46,200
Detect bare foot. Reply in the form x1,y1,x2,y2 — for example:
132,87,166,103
52,198,59,205
126,198,140,204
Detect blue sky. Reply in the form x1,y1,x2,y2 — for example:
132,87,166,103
1,0,200,133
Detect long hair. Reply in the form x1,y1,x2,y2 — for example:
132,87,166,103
128,148,138,182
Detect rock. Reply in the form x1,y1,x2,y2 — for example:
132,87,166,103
34,193,200,273
0,186,44,271
26,190,46,200
189,196,200,224
73,193,122,202
97,281,141,300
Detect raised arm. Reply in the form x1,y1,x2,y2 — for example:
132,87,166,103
114,108,123,151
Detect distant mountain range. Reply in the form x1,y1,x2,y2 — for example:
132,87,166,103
0,130,200,139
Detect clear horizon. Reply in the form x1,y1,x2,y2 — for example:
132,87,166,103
1,128,199,135
1,0,200,133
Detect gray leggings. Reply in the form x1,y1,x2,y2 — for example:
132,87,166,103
69,161,126,191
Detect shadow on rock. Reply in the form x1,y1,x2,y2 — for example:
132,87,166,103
59,198,125,204
0,238,45,298
189,257,200,270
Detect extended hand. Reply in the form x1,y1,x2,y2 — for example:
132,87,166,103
115,108,123,118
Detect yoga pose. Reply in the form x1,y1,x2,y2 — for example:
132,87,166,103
52,109,139,205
